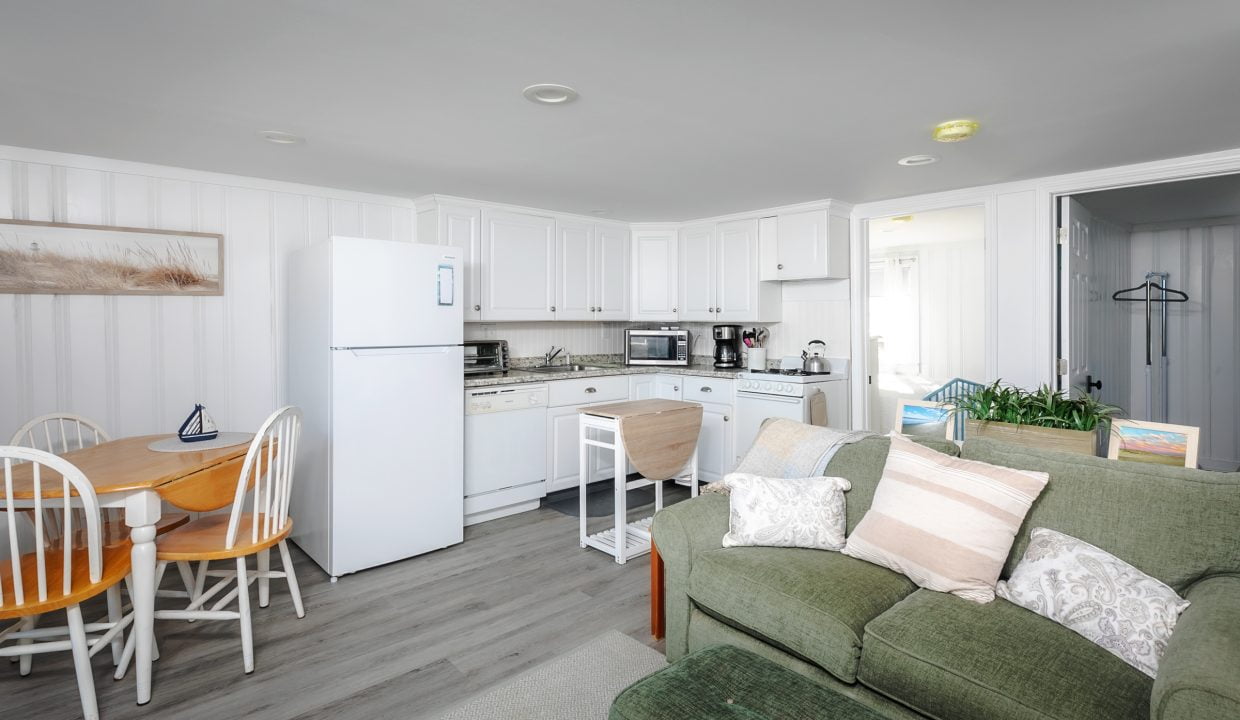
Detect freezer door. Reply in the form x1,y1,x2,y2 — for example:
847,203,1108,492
331,238,463,348
331,345,464,575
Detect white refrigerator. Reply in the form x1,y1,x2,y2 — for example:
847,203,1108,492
287,237,464,579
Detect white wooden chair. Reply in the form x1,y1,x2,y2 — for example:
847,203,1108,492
0,446,134,720
7,412,192,676
117,406,305,676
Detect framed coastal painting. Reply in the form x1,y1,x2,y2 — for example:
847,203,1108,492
0,219,223,296
894,399,955,440
1106,419,1199,468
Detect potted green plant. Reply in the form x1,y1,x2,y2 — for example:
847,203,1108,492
951,381,1120,455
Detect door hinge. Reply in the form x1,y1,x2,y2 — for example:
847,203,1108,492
1056,358,1068,374
1056,228,1067,245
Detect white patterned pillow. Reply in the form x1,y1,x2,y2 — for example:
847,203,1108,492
721,473,851,551
996,527,1190,678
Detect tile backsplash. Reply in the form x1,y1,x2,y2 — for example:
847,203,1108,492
465,279,852,362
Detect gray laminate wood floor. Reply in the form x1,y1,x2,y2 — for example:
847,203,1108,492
3,488,680,720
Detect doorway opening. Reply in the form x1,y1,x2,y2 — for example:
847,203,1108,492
1057,173,1240,470
866,205,986,433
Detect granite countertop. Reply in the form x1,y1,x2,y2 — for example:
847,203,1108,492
464,358,744,388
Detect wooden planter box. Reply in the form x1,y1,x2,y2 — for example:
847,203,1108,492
964,419,1098,456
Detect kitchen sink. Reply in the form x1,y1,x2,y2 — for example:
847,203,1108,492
521,364,611,373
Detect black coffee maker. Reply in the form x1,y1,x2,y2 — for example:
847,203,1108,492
713,325,742,368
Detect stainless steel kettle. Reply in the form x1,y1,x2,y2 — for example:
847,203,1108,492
802,340,830,373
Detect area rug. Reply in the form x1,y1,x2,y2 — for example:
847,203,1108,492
433,631,666,719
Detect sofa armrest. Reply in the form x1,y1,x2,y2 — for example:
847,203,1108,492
650,494,729,661
1152,576,1240,720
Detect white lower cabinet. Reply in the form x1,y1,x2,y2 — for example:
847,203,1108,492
696,402,734,484
548,373,736,494
545,376,627,493
547,404,615,493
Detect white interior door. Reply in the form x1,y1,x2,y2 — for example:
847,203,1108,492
1058,197,1095,395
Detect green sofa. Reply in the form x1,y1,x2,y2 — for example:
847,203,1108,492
651,435,1240,720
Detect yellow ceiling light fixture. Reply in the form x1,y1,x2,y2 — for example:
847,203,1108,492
932,119,980,143
890,215,914,223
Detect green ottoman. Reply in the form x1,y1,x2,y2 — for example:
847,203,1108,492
610,645,886,719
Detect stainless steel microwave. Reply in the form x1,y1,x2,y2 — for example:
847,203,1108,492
624,329,690,366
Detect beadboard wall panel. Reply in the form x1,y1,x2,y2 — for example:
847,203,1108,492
1126,218,1240,470
0,151,414,444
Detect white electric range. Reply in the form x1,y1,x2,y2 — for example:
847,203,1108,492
734,358,851,461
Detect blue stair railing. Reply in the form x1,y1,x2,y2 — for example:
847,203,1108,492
923,378,984,441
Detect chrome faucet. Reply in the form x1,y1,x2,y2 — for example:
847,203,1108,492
545,346,563,366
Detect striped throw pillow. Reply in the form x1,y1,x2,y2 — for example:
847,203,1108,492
842,433,1049,603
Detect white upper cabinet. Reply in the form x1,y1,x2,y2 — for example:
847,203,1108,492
768,207,851,280
678,223,717,321
631,230,679,321
417,201,482,320
678,220,781,323
555,219,594,320
593,222,630,320
482,209,556,321
716,218,759,322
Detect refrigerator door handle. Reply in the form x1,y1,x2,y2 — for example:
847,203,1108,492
337,346,454,356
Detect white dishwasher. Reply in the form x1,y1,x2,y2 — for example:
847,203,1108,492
464,383,549,526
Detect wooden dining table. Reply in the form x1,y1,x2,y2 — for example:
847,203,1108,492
3,434,253,705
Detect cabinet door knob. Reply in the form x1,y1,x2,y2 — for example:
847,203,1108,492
672,307,677,312
777,263,784,269
473,304,481,311
701,386,712,392
724,415,730,422
550,305,556,312
585,387,597,394
673,386,679,391
715,307,722,313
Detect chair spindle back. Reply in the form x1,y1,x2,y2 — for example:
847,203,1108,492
224,407,302,551
0,446,101,609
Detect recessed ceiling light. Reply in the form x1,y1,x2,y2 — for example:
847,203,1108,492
890,215,914,223
523,83,579,105
260,130,305,145
897,154,939,166
932,119,980,143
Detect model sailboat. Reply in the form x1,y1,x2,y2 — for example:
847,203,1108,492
177,403,219,442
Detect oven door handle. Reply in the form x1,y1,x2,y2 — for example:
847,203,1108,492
736,392,802,404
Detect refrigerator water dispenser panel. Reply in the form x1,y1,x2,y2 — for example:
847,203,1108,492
437,263,455,306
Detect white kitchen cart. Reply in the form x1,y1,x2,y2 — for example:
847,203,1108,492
577,399,703,564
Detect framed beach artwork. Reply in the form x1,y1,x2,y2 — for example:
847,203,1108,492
894,399,955,440
1106,419,1199,468
0,219,223,296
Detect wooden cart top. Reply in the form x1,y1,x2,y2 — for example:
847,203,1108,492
579,399,702,419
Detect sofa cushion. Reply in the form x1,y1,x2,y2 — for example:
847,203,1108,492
962,436,1240,591
687,546,916,683
823,435,960,534
860,589,1152,720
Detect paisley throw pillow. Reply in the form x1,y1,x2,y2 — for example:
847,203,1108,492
721,473,851,551
996,527,1190,678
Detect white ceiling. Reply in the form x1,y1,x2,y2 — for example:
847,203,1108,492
3,1,1240,221
1075,173,1240,225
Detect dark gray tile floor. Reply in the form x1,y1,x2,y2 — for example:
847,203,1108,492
2,487,683,719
